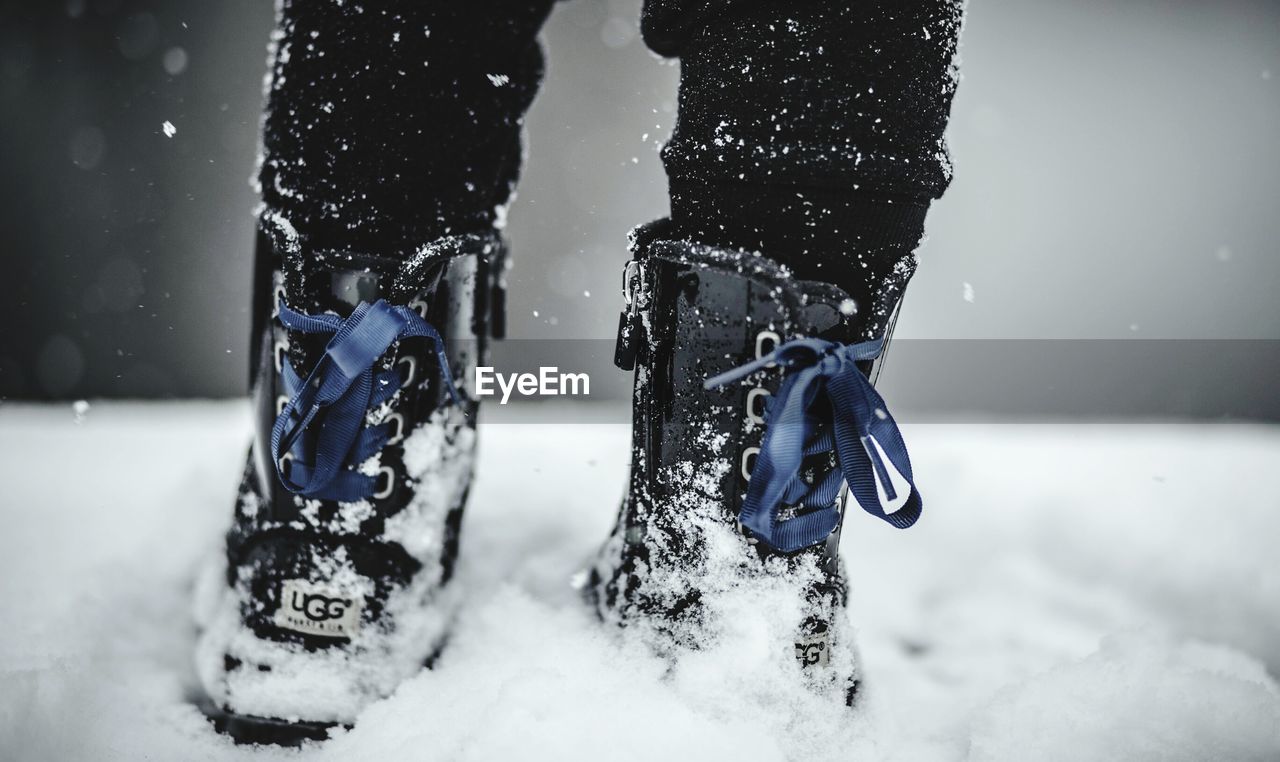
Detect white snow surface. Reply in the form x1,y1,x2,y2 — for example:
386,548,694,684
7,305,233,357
1,401,1278,761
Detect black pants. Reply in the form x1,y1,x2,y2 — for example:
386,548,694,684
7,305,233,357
258,0,964,294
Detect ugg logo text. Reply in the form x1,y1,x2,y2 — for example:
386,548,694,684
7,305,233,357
794,634,831,667
273,579,363,638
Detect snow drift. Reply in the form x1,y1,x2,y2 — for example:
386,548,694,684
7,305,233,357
1,401,1277,760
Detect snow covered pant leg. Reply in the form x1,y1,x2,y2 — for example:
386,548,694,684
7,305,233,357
248,0,554,375
642,0,966,335
257,0,557,251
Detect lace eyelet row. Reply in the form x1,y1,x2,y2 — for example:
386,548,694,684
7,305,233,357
737,329,781,545
268,288,433,504
740,329,778,483
275,451,399,502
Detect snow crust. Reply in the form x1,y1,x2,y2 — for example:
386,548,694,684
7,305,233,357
1,401,1278,760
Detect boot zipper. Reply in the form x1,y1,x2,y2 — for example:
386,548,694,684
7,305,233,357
613,259,646,371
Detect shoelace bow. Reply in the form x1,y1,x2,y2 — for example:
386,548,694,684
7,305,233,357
705,336,922,553
271,298,462,502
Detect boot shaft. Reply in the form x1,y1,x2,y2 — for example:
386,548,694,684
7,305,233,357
619,220,890,563
247,214,507,524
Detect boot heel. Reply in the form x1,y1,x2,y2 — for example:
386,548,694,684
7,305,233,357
205,706,341,746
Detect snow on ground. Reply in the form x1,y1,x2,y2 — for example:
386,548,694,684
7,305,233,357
1,401,1278,761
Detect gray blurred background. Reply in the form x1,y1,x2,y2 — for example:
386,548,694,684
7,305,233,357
1,0,1278,417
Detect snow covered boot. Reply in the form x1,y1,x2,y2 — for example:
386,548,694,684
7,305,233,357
194,213,507,744
586,219,922,705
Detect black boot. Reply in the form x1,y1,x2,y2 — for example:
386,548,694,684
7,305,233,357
194,213,506,744
587,220,921,705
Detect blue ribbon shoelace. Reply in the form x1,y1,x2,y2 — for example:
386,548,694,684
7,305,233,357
704,336,922,553
270,298,462,502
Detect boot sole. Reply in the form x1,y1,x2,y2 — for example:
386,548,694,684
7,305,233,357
200,700,343,746
192,633,450,745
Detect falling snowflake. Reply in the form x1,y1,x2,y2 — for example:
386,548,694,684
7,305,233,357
162,121,176,138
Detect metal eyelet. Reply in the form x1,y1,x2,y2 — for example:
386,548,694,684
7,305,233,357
271,282,286,318
275,395,288,416
371,466,396,500
409,298,429,319
755,330,780,366
741,446,760,481
385,412,405,445
273,339,289,373
396,355,417,390
746,387,770,424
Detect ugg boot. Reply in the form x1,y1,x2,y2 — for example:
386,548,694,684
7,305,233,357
195,214,506,743
587,220,921,705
